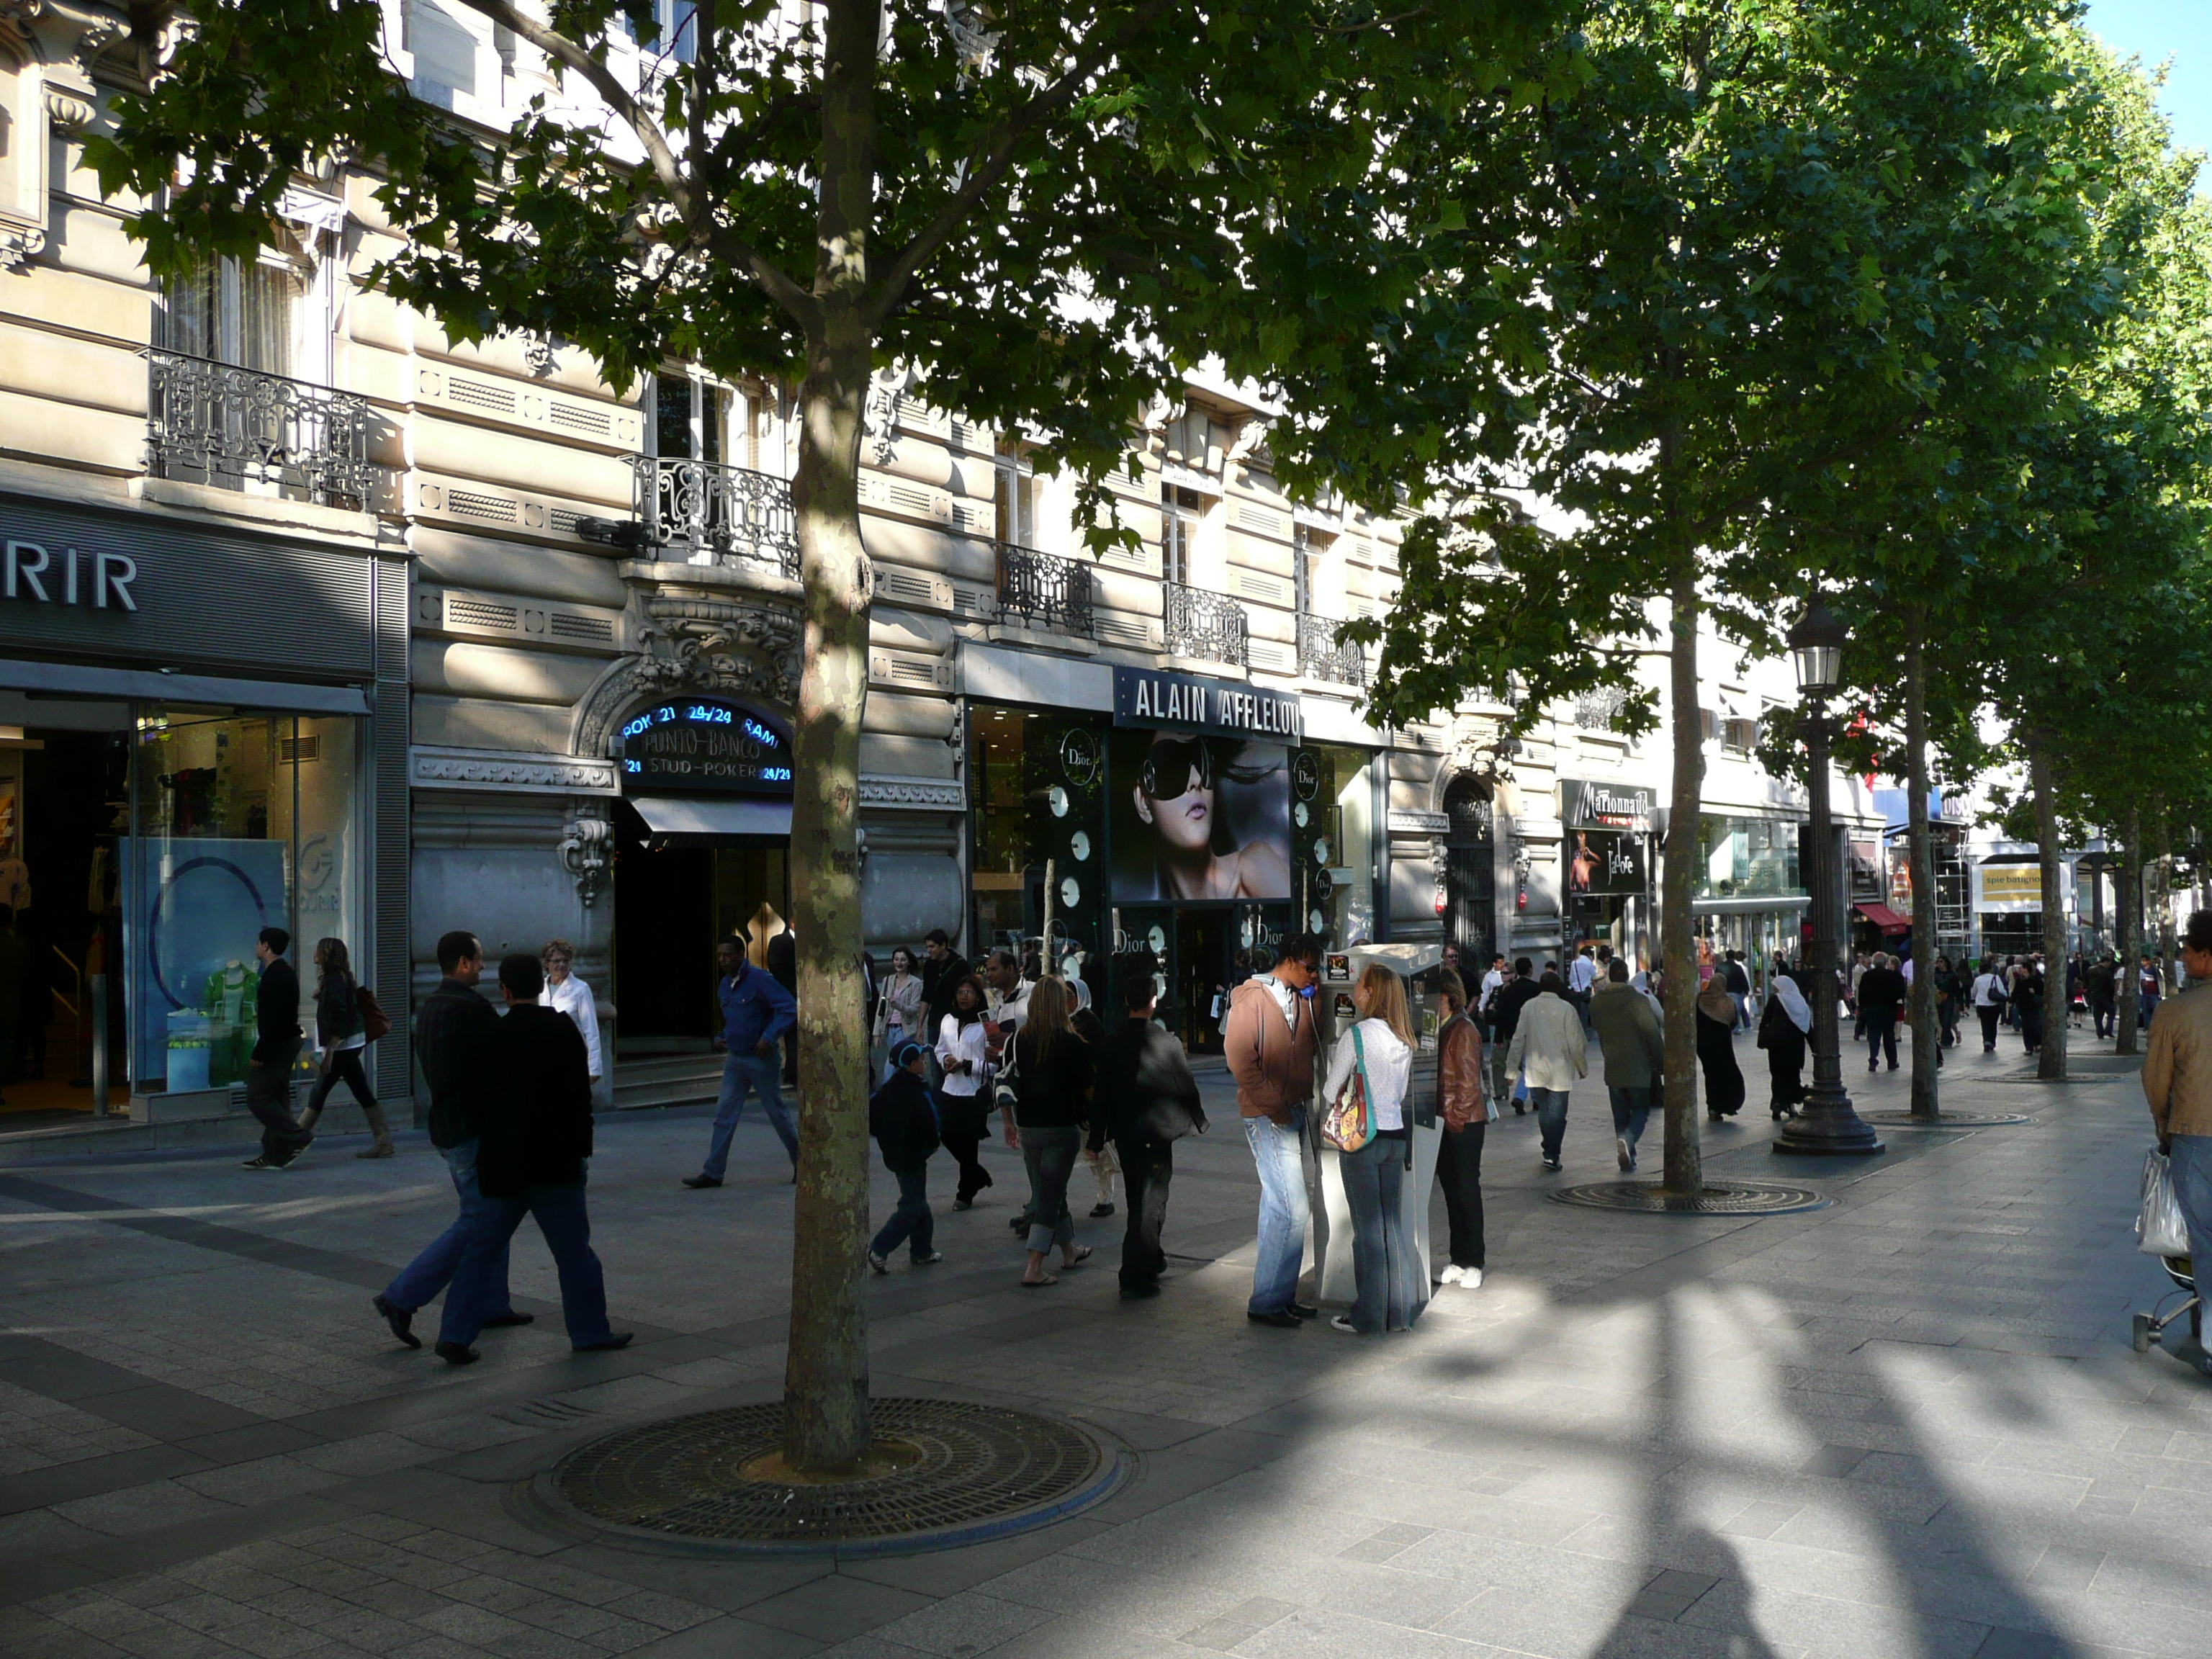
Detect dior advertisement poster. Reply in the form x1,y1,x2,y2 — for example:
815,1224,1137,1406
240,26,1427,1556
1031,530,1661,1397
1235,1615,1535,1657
1110,729,1291,902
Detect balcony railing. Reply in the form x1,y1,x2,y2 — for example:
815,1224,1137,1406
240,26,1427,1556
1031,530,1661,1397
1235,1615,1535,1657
1164,580,1248,667
629,456,800,579
1298,612,1366,687
996,544,1094,638
144,351,377,510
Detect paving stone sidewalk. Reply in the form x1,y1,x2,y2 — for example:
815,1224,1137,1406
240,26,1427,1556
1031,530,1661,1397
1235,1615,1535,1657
1,1028,2206,1659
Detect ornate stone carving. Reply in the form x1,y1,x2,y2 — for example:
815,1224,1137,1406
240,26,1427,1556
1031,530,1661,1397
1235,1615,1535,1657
864,365,914,467
559,804,613,908
0,225,42,273
860,774,966,811
410,745,621,796
523,333,559,377
42,86,91,132
569,595,801,760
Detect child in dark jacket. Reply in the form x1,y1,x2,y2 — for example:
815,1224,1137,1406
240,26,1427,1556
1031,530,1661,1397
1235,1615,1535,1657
868,1041,944,1272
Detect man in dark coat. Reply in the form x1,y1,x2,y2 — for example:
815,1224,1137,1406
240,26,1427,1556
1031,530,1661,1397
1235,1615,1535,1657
918,929,971,1056
1488,958,1542,1112
374,930,524,1354
1857,952,1910,1072
436,953,629,1366
240,927,310,1169
1095,976,1206,1299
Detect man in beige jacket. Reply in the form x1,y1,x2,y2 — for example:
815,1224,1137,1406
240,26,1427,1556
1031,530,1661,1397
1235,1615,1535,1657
1506,968,1588,1172
1223,932,1323,1328
2143,909,2212,1376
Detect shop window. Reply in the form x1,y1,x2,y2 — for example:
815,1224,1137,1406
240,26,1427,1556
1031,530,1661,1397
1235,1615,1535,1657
121,709,364,1093
1695,814,1800,899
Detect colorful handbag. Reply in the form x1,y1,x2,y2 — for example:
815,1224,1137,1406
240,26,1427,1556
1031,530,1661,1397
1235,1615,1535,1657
1320,1025,1375,1154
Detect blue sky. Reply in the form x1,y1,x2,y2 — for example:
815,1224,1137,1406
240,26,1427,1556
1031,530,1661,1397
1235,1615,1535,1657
2082,0,2211,167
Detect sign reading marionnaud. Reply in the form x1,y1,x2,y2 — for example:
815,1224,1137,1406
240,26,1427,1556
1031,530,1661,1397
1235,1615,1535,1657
1112,665,1301,742
1560,778,1655,832
4,539,140,611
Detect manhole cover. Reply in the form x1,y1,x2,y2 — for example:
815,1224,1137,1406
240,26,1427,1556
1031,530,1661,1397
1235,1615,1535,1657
1550,1180,1829,1215
1861,1110,2031,1128
548,1399,1115,1555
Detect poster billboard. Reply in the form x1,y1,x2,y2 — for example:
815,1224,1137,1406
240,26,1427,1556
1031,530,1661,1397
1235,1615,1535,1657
1110,729,1290,902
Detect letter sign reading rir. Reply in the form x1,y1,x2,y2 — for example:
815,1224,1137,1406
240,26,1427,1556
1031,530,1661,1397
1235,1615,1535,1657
619,699,795,796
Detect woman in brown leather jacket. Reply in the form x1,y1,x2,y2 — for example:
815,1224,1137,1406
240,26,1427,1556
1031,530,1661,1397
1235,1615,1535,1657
1433,969,1488,1290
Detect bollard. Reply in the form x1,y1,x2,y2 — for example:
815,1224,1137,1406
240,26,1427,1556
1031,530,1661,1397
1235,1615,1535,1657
89,973,109,1114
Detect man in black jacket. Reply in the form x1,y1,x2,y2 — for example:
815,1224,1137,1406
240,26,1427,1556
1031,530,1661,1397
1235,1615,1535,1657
1858,952,1910,1072
374,930,527,1354
435,954,629,1364
918,929,971,1060
1488,958,1542,1114
241,927,310,1169
1095,976,1206,1300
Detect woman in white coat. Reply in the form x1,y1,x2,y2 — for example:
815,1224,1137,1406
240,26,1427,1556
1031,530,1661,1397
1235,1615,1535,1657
1321,964,1424,1335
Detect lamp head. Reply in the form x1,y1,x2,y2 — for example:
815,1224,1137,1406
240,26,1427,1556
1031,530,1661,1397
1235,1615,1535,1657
1787,598,1848,696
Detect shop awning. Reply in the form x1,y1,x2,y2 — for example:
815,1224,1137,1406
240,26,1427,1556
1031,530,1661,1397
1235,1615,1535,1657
1851,902,1912,933
628,793,792,839
0,658,370,715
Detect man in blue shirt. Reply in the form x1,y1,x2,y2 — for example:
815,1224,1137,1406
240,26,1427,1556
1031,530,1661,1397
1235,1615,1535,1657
685,938,799,1189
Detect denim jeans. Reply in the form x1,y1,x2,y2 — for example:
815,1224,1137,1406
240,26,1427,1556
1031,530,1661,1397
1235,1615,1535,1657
1019,1124,1082,1255
1608,1084,1653,1151
445,1174,611,1349
871,1164,935,1260
1529,1087,1570,1161
2167,1134,2212,1275
703,1053,798,1178
383,1138,512,1325
1339,1133,1420,1333
1243,1110,1309,1314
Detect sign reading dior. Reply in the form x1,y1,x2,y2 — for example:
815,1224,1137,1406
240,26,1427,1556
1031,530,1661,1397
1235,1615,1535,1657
4,539,140,611
1112,665,1301,742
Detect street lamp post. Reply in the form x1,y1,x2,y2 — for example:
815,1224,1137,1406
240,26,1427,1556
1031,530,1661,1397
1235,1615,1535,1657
1776,599,1884,1159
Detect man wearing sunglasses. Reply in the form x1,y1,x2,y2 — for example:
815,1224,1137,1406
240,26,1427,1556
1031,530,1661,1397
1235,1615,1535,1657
1129,733,1290,901
1225,932,1324,1328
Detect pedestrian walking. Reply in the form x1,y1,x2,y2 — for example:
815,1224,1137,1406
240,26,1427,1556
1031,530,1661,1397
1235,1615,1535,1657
1431,968,1488,1287
1858,953,1908,1071
935,974,994,1206
1972,959,2006,1051
867,1040,944,1272
373,931,526,1353
1725,950,1753,1031
1759,971,1811,1119
1322,963,1423,1334
2139,954,2162,1031
872,945,924,1080
537,940,602,1088
240,927,312,1170
1490,957,1541,1113
437,953,629,1365
2141,909,2212,1379
1566,945,1597,1033
1224,932,1323,1328
1095,975,1205,1300
1008,977,1095,1287
2018,958,2047,1053
2089,953,2119,1040
919,929,971,1053
1505,968,1586,1172
1069,976,1121,1218
1934,955,1963,1048
1591,958,1663,1166
685,938,799,1189
295,938,394,1158
1695,975,1745,1120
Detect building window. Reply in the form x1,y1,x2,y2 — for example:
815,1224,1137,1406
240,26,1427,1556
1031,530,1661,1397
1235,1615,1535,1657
1293,523,1334,616
159,254,307,378
994,453,1040,549
624,0,698,62
1162,484,1208,586
654,371,724,463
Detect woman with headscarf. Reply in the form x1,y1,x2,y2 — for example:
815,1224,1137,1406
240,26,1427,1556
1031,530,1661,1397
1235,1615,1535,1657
1758,971,1811,1120
1696,975,1746,1120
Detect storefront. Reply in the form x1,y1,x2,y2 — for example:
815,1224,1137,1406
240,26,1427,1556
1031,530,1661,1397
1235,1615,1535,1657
1689,810,1807,994
0,492,404,1123
1560,779,1655,967
1976,855,2069,958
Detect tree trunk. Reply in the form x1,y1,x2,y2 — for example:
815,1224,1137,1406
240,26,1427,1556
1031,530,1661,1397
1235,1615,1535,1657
1659,559,1704,1195
1905,624,1938,1117
2115,808,2140,1055
782,0,878,1473
2029,732,2067,1081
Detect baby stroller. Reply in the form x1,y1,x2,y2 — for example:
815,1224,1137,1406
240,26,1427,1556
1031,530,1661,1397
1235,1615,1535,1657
2131,1254,2201,1354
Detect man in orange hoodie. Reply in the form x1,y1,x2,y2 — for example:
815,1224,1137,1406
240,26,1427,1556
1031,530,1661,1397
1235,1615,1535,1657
1223,932,1323,1328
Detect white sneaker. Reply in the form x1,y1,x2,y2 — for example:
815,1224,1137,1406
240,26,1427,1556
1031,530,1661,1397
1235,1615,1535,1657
1616,1136,1633,1172
1458,1268,1484,1291
1437,1264,1464,1287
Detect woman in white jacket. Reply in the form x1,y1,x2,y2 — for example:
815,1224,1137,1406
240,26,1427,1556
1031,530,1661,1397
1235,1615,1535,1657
1321,964,1424,1335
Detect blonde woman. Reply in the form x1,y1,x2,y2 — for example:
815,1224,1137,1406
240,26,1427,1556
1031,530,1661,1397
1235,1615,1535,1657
1009,977,1096,1286
1320,963,1422,1334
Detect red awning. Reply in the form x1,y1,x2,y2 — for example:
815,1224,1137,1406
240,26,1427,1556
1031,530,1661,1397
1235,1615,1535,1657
1851,902,1912,934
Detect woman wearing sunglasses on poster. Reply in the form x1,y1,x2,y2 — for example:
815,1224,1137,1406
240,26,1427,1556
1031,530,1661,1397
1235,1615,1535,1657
1128,734,1290,901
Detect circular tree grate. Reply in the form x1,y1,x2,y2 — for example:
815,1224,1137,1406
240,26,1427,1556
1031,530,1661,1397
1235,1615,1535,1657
1550,1179,1830,1215
549,1399,1113,1554
1860,1110,2031,1128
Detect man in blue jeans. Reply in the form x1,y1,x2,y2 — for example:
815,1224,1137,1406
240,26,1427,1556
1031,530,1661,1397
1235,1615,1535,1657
373,930,527,1358
2143,911,2212,1380
685,938,799,1189
1223,934,1323,1328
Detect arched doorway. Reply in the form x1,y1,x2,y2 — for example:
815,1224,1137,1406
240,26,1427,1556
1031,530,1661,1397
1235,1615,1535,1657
1442,775,1497,970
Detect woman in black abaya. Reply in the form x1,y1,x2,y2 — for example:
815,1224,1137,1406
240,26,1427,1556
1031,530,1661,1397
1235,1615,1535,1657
1696,976,1746,1120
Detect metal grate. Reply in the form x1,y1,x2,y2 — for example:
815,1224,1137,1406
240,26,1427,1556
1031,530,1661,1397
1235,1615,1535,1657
555,1400,1102,1544
1549,1180,1829,1215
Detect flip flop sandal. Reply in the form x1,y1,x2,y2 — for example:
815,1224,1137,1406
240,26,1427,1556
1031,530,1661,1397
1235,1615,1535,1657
1020,1274,1059,1287
1063,1246,1094,1268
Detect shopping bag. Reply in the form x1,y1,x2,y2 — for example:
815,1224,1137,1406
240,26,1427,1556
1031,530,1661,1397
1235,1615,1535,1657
2136,1148,2193,1258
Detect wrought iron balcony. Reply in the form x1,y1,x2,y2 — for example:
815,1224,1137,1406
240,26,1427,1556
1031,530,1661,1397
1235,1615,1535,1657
1297,611,1366,687
996,544,1094,638
144,350,377,509
592,456,800,578
1163,580,1248,667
